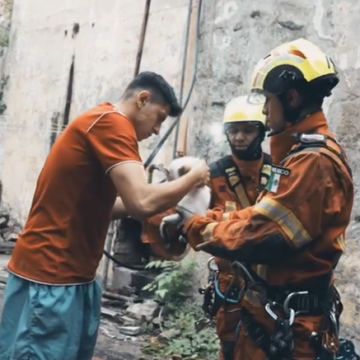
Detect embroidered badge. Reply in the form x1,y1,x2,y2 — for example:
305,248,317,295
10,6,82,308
265,165,291,193
218,185,227,192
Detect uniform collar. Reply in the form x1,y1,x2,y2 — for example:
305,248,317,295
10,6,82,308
232,153,264,178
270,111,329,164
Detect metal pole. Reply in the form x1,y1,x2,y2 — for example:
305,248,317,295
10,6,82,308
144,0,202,167
134,0,151,77
172,0,193,158
102,221,116,290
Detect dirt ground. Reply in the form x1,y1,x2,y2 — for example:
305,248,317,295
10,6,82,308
93,330,145,360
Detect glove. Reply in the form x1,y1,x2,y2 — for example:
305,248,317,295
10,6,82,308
175,204,196,222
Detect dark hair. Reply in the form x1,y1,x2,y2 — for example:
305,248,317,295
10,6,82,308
124,71,183,117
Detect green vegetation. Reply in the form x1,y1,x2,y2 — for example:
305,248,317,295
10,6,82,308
142,258,219,359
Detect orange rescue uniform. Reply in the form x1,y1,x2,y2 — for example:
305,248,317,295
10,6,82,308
184,112,353,360
208,154,271,360
9,102,143,285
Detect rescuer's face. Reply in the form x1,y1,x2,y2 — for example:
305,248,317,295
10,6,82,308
262,93,286,134
226,123,260,150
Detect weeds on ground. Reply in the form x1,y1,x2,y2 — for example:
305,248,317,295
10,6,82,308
142,258,219,360
0,75,8,115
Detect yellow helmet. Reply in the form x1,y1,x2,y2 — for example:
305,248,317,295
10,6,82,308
223,95,266,131
250,38,339,98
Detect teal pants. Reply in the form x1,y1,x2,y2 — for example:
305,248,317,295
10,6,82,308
0,272,102,360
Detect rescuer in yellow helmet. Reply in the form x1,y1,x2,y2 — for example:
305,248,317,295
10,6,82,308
181,38,355,360
200,96,271,360
222,95,268,161
249,38,338,136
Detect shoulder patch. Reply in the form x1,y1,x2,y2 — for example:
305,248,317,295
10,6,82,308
271,165,291,177
265,165,291,193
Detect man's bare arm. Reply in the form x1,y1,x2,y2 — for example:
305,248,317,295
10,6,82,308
108,161,209,221
111,197,128,220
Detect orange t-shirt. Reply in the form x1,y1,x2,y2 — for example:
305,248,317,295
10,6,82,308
8,102,142,285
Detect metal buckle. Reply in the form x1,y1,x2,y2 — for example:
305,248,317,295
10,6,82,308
283,290,309,316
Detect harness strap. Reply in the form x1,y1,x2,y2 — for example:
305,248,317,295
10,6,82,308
209,153,272,209
220,156,251,208
266,272,334,314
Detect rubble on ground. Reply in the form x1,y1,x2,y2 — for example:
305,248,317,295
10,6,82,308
0,205,22,252
100,295,160,339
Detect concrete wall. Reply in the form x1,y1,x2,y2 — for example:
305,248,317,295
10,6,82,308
0,0,192,219
0,0,360,346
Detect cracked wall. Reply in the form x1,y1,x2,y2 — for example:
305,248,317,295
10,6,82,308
0,0,359,348
0,0,189,220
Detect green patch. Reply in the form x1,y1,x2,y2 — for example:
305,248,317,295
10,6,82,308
265,165,291,193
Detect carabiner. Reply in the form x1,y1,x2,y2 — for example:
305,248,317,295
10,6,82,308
265,302,295,326
283,291,308,316
231,261,256,285
207,256,219,273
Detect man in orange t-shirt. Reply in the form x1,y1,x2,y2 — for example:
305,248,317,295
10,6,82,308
0,71,210,360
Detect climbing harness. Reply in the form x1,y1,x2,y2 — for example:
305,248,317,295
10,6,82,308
195,257,218,332
209,154,272,209
196,259,252,333
239,273,359,360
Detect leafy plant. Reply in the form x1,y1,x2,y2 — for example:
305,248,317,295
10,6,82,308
143,257,196,306
143,302,219,360
142,258,219,359
0,75,8,115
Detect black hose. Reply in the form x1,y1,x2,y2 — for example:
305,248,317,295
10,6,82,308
103,249,148,271
144,0,203,168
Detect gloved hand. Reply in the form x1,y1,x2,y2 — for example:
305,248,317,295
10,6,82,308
176,184,211,220
159,212,186,244
175,204,197,222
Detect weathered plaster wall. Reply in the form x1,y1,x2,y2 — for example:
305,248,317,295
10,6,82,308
0,0,13,180
0,0,360,348
0,0,190,220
